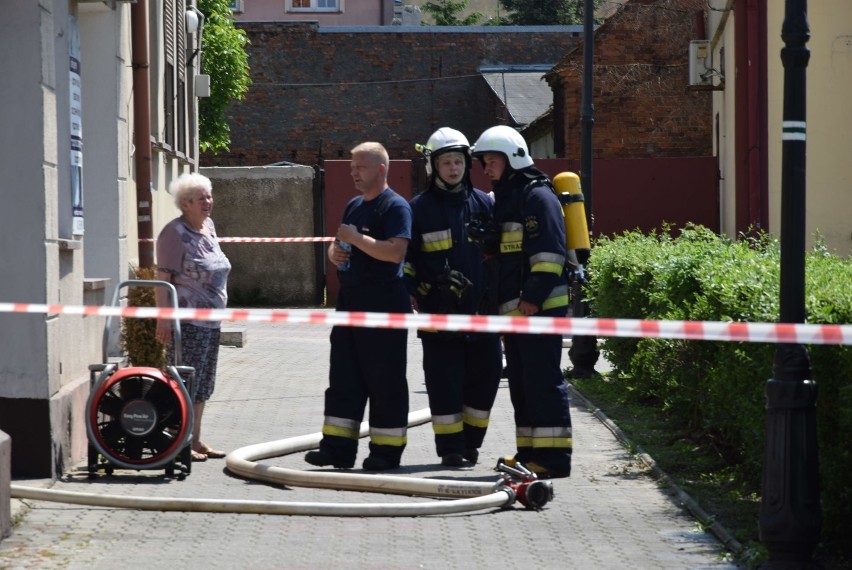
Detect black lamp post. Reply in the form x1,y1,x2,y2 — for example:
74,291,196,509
758,0,821,565
568,0,600,378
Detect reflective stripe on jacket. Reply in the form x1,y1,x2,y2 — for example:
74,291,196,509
492,169,569,315
405,185,494,315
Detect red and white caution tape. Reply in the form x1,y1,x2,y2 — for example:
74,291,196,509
1,302,851,345
139,237,335,243
217,237,334,243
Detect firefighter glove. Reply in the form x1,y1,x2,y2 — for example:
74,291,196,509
465,214,500,256
437,269,473,301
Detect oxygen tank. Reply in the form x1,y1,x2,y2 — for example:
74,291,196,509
553,172,590,262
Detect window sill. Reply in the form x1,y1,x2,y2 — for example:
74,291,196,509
58,239,82,251
84,278,112,291
153,140,195,168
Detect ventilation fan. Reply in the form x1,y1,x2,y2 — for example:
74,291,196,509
87,366,192,472
86,279,195,479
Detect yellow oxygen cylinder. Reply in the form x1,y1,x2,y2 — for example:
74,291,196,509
553,171,590,254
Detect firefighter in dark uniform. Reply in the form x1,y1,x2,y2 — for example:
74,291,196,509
470,125,573,478
405,127,503,467
305,142,412,471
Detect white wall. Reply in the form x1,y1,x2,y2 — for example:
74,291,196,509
0,1,56,399
712,1,852,255
766,4,852,256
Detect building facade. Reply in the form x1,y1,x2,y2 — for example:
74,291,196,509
231,0,397,25
202,23,580,168
707,0,852,255
0,0,203,478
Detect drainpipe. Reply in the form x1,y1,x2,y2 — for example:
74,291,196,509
132,0,154,269
187,3,205,169
734,0,769,235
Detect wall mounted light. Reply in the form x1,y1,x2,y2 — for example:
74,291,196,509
185,9,199,34
185,6,205,68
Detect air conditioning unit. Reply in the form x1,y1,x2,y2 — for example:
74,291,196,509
689,40,711,86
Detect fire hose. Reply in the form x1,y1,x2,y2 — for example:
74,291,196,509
11,408,553,517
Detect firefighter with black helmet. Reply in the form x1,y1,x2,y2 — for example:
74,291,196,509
470,125,573,478
405,127,503,467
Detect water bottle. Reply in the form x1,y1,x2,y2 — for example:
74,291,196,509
336,240,351,271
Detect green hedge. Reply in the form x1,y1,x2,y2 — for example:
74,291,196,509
586,225,852,546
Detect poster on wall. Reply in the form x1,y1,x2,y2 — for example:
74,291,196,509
70,15,84,236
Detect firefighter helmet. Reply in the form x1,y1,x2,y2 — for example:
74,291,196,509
416,127,471,176
472,125,534,170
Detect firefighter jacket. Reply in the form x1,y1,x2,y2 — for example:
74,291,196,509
492,168,569,316
404,184,494,318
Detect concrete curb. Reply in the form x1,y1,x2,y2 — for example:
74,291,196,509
568,384,754,562
0,431,9,540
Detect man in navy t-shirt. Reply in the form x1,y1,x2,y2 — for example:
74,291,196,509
305,142,413,471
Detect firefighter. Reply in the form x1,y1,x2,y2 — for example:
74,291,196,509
470,125,573,478
305,142,412,471
405,127,503,467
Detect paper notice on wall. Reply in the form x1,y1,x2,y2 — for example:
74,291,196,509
70,15,84,236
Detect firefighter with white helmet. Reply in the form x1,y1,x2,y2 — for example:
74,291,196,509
405,127,502,467
470,125,573,478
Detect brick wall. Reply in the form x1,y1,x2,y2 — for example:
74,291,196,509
549,0,712,160
202,24,581,167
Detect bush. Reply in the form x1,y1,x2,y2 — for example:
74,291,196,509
120,266,166,369
585,225,852,554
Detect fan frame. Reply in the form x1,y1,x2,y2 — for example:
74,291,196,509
86,365,194,471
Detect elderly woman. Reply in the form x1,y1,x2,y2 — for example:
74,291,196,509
155,172,231,462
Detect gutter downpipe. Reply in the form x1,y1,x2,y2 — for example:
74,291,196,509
734,0,769,235
132,0,154,269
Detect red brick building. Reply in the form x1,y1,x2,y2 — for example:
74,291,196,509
546,0,712,160
202,23,581,167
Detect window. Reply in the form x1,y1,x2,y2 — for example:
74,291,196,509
162,0,188,156
228,0,244,13
288,0,340,12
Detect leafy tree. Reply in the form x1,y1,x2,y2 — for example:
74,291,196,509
198,0,251,153
497,0,604,25
422,0,484,26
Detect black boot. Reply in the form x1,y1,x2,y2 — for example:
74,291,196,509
304,449,354,469
362,455,400,471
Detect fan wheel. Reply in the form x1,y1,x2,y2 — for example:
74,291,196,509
86,367,192,470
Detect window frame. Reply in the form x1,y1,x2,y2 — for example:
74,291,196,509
286,0,342,13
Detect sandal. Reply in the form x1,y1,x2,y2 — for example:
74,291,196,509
197,442,226,459
190,450,208,462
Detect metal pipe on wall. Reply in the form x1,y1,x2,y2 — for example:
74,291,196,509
132,0,154,268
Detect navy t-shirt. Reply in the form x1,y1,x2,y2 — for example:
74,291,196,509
338,188,412,288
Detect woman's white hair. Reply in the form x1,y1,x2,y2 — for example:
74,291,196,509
169,172,213,209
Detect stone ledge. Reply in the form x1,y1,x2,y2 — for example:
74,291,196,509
83,277,112,291
220,327,247,348
1,430,10,540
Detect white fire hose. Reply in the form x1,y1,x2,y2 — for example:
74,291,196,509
11,409,551,517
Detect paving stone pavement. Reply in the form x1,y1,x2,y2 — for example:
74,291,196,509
1,318,741,569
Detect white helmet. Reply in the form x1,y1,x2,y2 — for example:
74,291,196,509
472,125,534,170
416,127,471,176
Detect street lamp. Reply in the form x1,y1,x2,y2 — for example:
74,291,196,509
758,1,821,566
568,0,600,378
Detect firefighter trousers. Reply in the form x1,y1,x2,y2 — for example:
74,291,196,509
318,281,412,465
421,332,502,458
503,329,573,474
